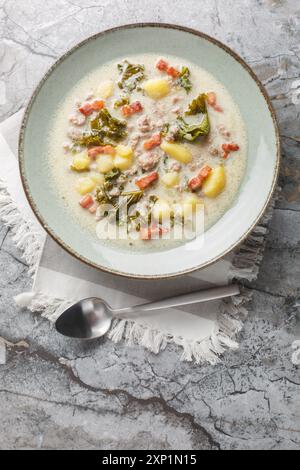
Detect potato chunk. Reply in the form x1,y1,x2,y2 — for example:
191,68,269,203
76,177,96,195
115,144,133,159
152,199,172,222
114,155,132,171
161,172,180,188
160,141,192,164
90,172,105,185
97,80,114,98
143,78,170,99
175,194,204,219
202,166,226,198
70,153,90,171
97,155,115,173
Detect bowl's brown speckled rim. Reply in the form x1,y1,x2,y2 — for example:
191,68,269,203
19,23,281,280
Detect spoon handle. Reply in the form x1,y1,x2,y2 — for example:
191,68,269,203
114,284,240,317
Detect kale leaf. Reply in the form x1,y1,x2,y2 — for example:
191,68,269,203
96,170,144,226
113,96,130,109
104,168,121,182
173,93,210,141
74,133,107,147
186,92,207,115
117,61,145,92
74,108,127,147
176,66,192,93
95,169,121,205
90,108,127,141
175,113,210,141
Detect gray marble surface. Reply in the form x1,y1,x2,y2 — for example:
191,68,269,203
0,0,299,450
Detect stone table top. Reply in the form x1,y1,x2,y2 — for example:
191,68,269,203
0,0,299,450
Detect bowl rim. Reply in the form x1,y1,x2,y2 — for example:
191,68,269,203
18,22,281,280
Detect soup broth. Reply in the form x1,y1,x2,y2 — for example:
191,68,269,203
48,53,247,249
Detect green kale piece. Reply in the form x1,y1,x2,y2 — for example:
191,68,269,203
90,108,127,141
173,93,210,141
174,113,210,141
74,133,107,147
73,109,127,148
104,168,121,182
176,66,192,93
186,92,207,115
113,96,130,109
117,60,145,92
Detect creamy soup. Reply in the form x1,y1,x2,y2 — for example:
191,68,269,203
48,53,247,249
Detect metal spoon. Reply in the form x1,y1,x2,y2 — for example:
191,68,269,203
55,284,240,340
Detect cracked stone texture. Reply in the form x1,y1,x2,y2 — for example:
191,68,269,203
0,0,299,451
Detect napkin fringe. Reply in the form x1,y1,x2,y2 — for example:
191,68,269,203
0,181,43,275
1,171,278,364
107,307,246,364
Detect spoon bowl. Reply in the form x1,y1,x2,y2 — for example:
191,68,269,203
56,298,113,339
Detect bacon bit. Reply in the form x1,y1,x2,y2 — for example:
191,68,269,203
221,143,240,159
156,59,180,79
156,59,168,71
92,100,105,109
206,92,223,112
135,171,159,190
140,224,167,240
121,106,132,116
143,133,162,150
121,101,143,117
167,66,181,78
79,195,94,209
79,103,93,116
79,100,105,116
88,204,98,214
188,165,212,191
88,145,116,158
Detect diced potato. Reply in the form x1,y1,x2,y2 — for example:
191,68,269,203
76,177,96,195
152,199,172,222
97,80,114,98
161,172,180,188
143,78,170,99
115,144,133,159
175,194,204,219
70,153,90,171
90,172,105,185
97,155,115,173
160,141,192,164
202,166,226,198
183,194,204,215
114,155,132,171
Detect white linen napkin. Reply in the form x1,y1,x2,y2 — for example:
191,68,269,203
0,110,272,364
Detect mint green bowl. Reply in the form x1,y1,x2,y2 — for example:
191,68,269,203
19,24,280,279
